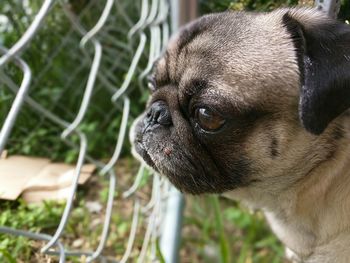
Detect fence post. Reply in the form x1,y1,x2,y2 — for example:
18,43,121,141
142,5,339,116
159,1,197,262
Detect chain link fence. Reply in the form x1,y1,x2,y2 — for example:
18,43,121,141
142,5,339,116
0,0,343,262
0,0,185,262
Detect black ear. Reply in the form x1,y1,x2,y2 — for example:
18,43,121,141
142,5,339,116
283,10,350,135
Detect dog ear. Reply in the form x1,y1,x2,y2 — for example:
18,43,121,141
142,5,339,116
282,10,350,135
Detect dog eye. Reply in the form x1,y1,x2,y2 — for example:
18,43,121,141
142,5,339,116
195,107,225,131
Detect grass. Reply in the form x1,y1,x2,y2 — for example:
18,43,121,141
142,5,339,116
0,159,141,263
0,158,286,263
0,200,65,262
181,195,285,263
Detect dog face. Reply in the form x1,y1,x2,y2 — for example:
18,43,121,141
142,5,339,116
131,8,350,195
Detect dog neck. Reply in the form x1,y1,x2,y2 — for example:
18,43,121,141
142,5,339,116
224,117,350,262
266,139,350,261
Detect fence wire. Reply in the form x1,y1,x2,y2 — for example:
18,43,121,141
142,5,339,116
0,0,183,262
1,0,344,262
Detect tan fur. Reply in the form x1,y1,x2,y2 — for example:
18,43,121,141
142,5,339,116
224,116,350,262
132,7,350,262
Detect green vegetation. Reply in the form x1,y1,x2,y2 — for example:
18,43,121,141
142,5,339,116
181,196,284,263
0,159,148,262
200,0,299,14
0,185,284,262
1,0,147,161
0,200,65,262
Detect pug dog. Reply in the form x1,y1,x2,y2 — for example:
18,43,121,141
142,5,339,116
130,7,350,263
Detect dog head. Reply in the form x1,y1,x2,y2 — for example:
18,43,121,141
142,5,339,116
130,8,350,195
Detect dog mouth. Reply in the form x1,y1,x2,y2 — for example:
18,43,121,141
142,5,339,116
134,140,158,172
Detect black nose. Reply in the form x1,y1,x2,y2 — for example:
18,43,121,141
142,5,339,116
145,100,172,127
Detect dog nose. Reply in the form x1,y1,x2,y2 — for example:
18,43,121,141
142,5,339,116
145,101,172,126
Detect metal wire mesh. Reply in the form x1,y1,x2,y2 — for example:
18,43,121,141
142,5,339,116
1,0,345,262
0,0,183,262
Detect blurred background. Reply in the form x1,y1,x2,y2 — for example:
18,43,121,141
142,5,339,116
1,0,349,262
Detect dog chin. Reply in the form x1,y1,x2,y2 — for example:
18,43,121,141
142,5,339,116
133,141,159,171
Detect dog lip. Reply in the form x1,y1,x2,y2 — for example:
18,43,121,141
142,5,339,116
134,140,158,171
136,139,145,150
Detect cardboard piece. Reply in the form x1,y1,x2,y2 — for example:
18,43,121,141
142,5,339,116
0,155,96,203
